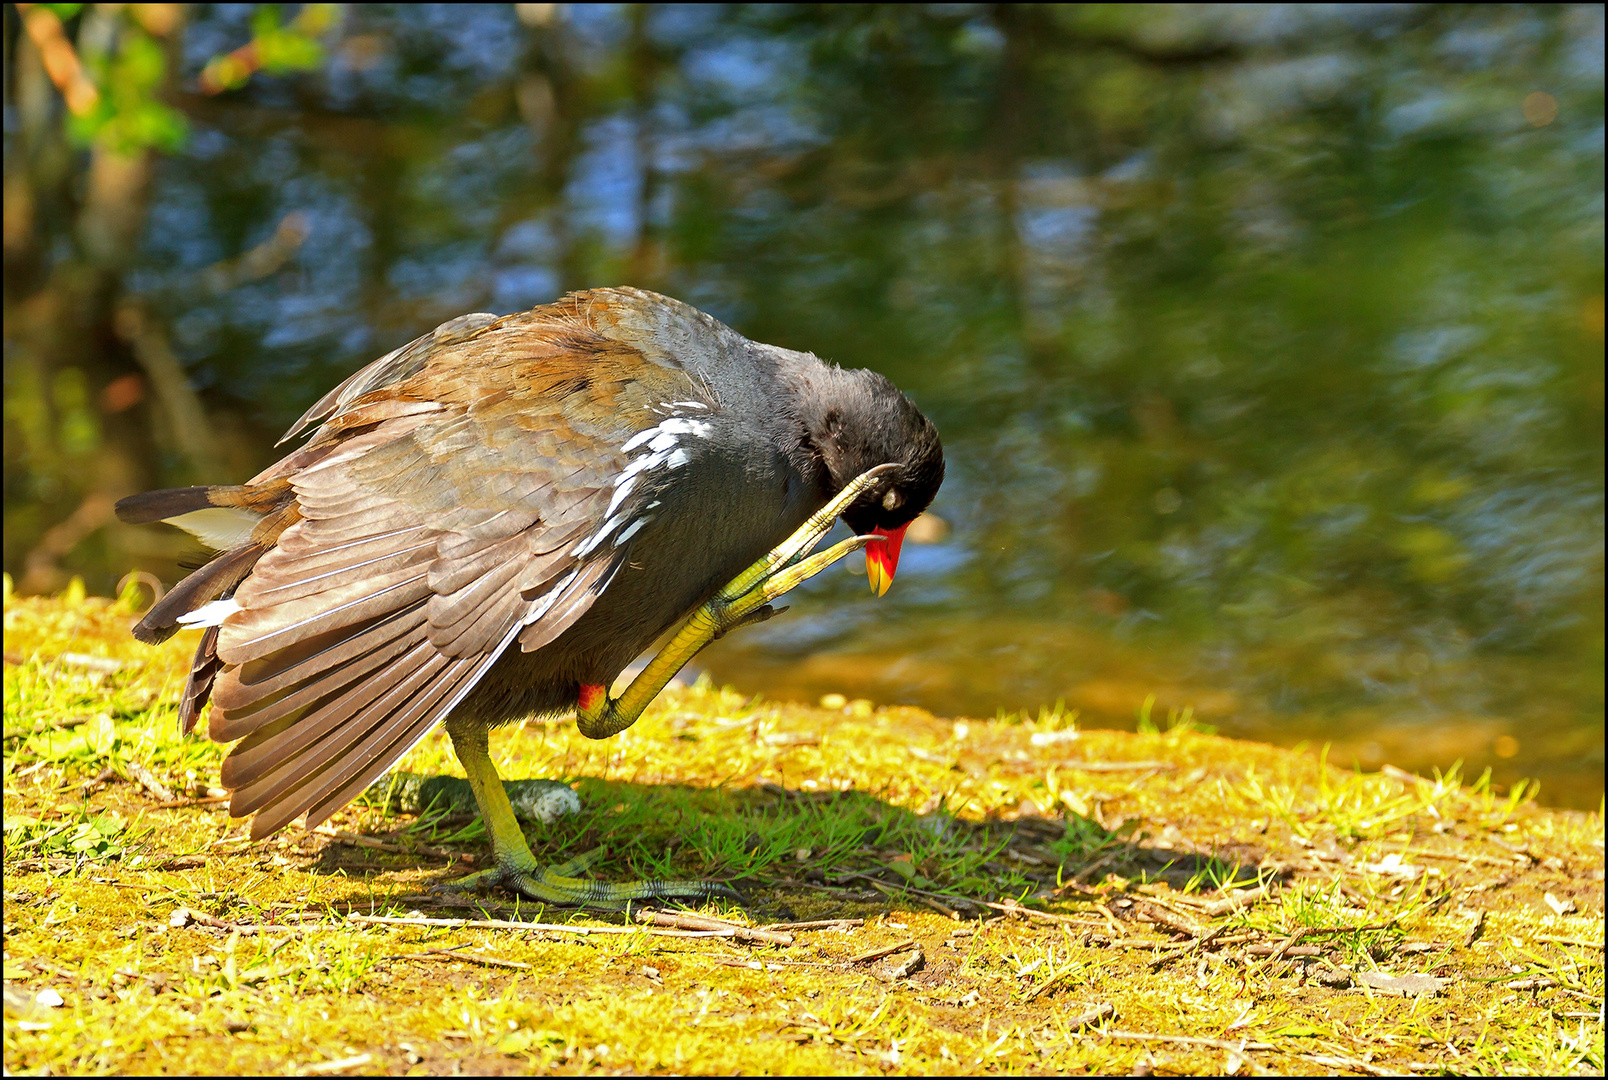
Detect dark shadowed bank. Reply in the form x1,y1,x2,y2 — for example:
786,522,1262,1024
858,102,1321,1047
4,588,1602,1075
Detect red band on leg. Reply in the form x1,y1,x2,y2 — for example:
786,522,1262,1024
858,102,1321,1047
578,683,606,713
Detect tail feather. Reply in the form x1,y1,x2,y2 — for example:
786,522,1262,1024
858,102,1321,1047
116,481,293,525
115,486,219,524
133,543,264,644
121,481,301,643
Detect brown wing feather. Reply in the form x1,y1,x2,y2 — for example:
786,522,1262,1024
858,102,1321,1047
178,626,221,736
178,295,703,838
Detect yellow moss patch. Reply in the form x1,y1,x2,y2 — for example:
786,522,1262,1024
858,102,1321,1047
4,585,1604,1075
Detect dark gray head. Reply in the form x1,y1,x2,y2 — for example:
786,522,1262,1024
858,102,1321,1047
804,367,944,593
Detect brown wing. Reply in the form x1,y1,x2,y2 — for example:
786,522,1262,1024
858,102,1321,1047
196,297,703,838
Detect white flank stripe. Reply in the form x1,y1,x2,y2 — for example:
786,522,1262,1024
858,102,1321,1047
522,570,580,625
664,448,692,470
670,401,708,410
176,598,241,627
648,431,679,453
606,475,639,519
657,418,711,438
620,447,672,482
572,512,630,558
621,427,657,453
613,516,652,546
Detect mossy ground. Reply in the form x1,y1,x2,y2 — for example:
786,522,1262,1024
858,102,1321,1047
4,583,1603,1075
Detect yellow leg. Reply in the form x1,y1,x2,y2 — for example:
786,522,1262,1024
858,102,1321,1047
442,722,737,907
577,462,899,740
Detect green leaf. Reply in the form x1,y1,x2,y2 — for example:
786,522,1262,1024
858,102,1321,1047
86,714,117,756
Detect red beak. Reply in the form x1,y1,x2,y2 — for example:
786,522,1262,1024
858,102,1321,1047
865,524,907,596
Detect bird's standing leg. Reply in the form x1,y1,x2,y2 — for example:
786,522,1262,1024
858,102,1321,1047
435,462,898,907
438,721,739,907
575,462,900,740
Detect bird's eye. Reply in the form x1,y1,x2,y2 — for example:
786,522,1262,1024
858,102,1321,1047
882,489,902,511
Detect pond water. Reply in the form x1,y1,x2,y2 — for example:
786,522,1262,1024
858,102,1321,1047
7,6,1602,806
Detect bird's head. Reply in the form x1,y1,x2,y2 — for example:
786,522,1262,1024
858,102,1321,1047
813,369,945,596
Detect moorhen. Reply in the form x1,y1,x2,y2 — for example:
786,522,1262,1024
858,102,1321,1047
116,288,944,905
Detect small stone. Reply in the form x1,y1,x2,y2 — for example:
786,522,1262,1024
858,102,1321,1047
36,989,64,1008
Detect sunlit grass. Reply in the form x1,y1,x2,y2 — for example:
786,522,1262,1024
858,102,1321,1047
4,582,1603,1075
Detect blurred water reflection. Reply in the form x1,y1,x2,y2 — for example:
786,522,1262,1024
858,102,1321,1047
5,4,1602,806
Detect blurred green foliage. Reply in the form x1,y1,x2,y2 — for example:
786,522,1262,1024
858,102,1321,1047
3,4,1601,805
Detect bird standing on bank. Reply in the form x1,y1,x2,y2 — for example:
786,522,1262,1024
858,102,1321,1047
116,288,944,905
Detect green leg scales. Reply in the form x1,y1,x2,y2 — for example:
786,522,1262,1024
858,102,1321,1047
421,464,897,908
439,724,741,908
384,772,581,824
576,462,899,740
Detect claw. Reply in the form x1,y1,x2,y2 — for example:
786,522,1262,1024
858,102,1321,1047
437,848,741,909
716,462,899,601
577,462,900,741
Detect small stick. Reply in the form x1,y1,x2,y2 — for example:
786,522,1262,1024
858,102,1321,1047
983,897,1102,927
1391,847,1510,867
393,948,532,971
154,855,207,871
1063,1002,1115,1028
1092,902,1127,938
126,763,175,802
312,826,472,863
758,918,865,932
1098,1030,1275,1052
148,795,232,809
915,894,961,918
78,766,116,793
300,1054,373,1075
1260,927,1310,965
1135,901,1206,938
1023,961,1081,1002
1200,886,1269,917
1243,943,1322,957
58,653,124,675
1287,922,1396,936
169,909,334,935
848,939,918,964
634,909,793,946
1297,1053,1393,1076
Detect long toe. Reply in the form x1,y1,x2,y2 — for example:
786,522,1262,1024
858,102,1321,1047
502,865,744,909
437,851,741,910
